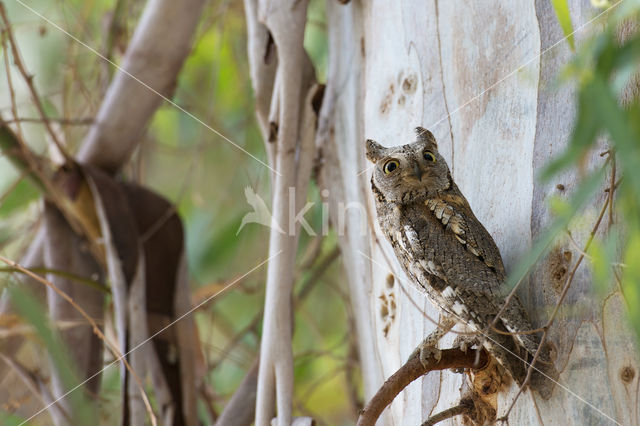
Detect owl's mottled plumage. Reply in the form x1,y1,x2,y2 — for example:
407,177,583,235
366,127,555,396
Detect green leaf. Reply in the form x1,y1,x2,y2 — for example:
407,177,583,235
548,195,572,218
506,168,605,291
540,83,603,181
551,0,576,51
588,77,640,200
0,178,40,217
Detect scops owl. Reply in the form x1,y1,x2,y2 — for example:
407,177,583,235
365,127,556,396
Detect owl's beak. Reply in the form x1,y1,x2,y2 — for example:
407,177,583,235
413,163,423,181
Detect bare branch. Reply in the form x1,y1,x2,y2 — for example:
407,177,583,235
77,0,207,172
246,0,319,424
356,348,488,426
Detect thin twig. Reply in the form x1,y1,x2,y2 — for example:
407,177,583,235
1,24,24,140
487,158,611,338
3,117,93,126
498,162,615,419
0,4,72,163
608,153,615,227
0,255,158,426
0,354,72,423
0,266,108,293
422,398,474,426
496,329,548,422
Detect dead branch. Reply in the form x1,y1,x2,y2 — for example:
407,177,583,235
356,348,488,426
3,117,93,126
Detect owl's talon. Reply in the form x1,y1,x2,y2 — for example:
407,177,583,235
420,344,442,366
453,334,481,353
410,341,442,368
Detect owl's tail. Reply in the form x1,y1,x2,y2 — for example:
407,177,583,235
485,331,558,399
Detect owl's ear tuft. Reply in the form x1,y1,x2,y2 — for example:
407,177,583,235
365,139,386,162
415,127,438,151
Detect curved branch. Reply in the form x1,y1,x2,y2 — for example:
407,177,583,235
356,348,488,426
77,0,206,172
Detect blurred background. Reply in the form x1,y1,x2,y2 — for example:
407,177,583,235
3,1,640,425
0,0,360,424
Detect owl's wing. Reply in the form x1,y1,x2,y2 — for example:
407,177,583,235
402,195,543,358
425,192,505,280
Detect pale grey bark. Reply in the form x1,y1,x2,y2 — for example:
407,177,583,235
244,0,319,425
215,359,259,426
319,0,639,424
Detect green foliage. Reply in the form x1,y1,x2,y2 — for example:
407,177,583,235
588,231,617,297
0,411,25,426
305,0,329,82
546,4,640,341
505,168,605,292
7,283,95,425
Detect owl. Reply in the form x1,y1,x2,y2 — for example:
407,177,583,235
365,127,556,397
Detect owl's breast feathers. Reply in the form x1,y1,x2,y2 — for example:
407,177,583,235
380,188,507,324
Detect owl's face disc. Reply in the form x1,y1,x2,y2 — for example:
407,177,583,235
366,128,451,204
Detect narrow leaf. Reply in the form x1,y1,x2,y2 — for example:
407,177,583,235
0,178,40,217
540,85,602,181
506,168,605,291
551,0,576,51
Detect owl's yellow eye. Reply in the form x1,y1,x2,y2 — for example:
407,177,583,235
423,151,436,162
383,159,400,174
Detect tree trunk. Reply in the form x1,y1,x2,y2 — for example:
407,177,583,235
319,1,639,424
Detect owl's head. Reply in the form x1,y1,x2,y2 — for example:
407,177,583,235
365,127,451,204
